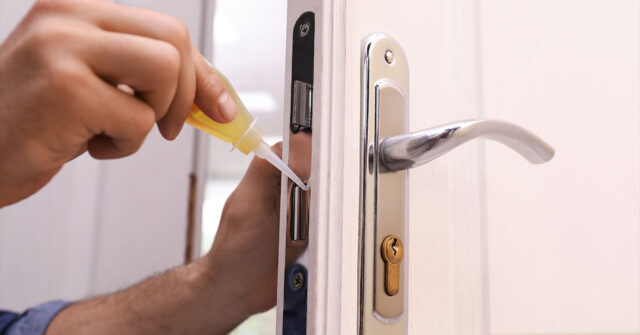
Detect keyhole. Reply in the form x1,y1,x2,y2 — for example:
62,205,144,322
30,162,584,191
391,239,399,256
381,235,403,296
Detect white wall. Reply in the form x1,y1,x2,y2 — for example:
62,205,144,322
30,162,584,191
0,0,207,311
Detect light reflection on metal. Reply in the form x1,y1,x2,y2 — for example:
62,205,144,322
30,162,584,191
288,182,309,242
379,119,555,172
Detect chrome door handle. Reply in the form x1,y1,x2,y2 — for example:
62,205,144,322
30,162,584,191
379,119,554,172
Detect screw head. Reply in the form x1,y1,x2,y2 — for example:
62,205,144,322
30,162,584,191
292,271,305,291
384,50,394,64
299,22,311,38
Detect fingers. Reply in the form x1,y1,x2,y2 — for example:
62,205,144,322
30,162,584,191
192,46,237,123
81,30,181,124
83,76,156,159
34,1,236,140
84,1,196,139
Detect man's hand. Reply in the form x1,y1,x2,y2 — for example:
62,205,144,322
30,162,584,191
46,139,310,334
199,137,311,316
0,0,236,207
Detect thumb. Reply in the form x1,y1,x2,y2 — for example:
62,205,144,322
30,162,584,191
191,46,237,123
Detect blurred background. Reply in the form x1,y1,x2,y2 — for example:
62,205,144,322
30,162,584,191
0,0,284,333
201,0,286,333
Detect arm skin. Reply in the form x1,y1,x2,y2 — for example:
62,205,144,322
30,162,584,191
46,261,251,334
45,141,309,334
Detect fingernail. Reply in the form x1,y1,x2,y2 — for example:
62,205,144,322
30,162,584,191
217,92,237,121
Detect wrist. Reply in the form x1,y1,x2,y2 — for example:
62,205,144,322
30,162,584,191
189,256,254,328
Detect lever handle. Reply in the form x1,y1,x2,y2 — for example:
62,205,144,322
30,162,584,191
379,119,555,172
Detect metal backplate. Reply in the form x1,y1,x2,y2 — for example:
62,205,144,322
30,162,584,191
359,33,408,334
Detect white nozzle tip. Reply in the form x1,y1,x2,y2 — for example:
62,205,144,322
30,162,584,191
254,141,308,190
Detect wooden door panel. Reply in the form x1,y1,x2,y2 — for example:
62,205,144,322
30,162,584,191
319,0,639,333
481,1,640,333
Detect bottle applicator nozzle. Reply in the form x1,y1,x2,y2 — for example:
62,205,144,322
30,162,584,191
186,62,307,191
253,141,308,191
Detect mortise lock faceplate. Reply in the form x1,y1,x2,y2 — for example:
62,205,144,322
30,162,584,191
282,11,315,335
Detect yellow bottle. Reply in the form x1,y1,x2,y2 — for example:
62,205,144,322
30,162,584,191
186,67,307,190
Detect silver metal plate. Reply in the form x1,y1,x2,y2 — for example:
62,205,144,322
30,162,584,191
280,11,314,334
292,80,313,132
359,33,408,334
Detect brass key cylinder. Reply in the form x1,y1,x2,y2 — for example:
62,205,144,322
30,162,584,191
381,235,404,296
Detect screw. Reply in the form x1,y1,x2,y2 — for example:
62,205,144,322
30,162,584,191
384,50,394,64
292,271,305,291
299,22,311,38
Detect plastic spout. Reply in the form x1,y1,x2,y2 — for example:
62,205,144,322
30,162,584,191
188,106,308,190
253,141,308,191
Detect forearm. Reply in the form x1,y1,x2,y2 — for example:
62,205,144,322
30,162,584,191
46,258,251,335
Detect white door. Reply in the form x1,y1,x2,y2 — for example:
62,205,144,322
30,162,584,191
277,1,639,334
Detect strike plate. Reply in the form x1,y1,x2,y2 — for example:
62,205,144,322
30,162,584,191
359,33,408,334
